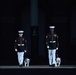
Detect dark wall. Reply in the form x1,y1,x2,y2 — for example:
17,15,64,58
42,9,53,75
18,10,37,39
68,1,76,63
71,5,76,45
0,0,76,65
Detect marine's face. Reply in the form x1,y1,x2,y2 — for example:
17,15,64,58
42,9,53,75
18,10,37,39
19,33,23,37
50,28,54,34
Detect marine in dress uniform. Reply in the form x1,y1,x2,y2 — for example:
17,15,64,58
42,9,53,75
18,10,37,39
46,26,59,67
14,30,27,67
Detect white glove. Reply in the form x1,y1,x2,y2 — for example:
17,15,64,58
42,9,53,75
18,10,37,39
15,49,17,52
47,46,49,49
24,50,27,53
56,47,58,50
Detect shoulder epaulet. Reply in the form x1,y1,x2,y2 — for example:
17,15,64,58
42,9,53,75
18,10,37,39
15,40,17,42
56,34,59,38
54,34,58,38
54,34,57,36
46,36,48,38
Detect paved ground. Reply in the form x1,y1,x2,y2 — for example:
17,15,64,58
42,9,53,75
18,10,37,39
0,65,76,69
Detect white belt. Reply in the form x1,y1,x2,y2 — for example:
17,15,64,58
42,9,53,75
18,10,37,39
17,44,24,46
50,41,56,43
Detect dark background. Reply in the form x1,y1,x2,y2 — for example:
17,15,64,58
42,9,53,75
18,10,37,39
0,0,76,65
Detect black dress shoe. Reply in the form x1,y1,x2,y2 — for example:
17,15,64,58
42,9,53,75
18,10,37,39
19,64,23,67
49,65,53,67
52,64,55,67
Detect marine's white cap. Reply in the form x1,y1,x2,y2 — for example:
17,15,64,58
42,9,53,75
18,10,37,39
49,26,55,29
18,30,24,34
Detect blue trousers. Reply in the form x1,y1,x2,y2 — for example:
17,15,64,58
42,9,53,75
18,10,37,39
48,49,56,65
17,52,24,65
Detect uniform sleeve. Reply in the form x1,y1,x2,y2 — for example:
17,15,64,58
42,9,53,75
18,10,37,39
56,35,59,48
25,39,27,51
14,39,17,49
46,34,49,46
